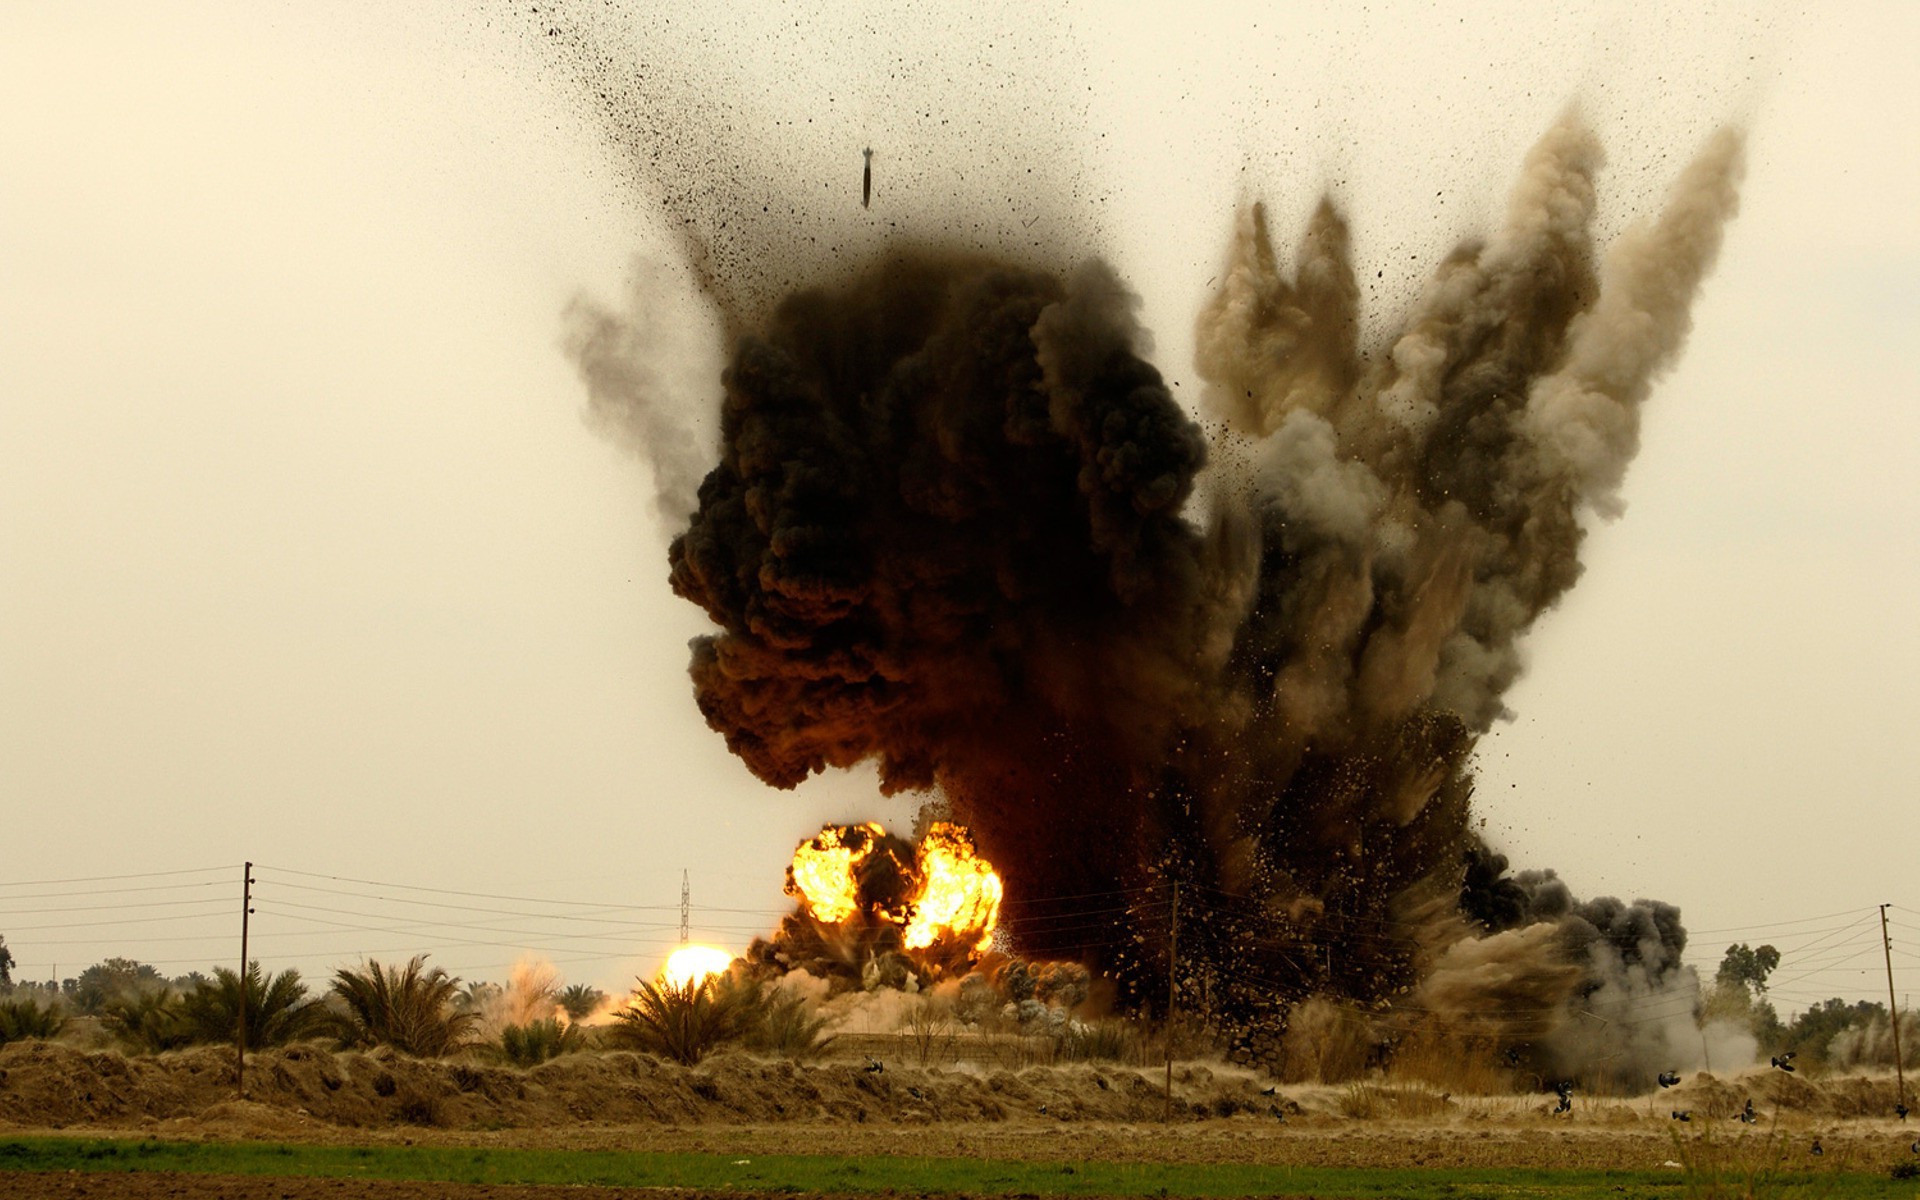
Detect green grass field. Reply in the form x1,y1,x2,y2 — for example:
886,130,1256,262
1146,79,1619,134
1,1136,1913,1198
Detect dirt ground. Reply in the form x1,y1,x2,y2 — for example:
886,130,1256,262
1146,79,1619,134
7,1179,977,1200
2,1041,1916,1196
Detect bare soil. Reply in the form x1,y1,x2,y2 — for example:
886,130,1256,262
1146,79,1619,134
2,1042,1915,1197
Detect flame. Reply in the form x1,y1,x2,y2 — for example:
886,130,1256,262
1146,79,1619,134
902,821,1003,952
787,821,883,923
659,944,734,990
785,820,1004,959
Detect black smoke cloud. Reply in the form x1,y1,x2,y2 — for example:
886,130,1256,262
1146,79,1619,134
669,252,1228,924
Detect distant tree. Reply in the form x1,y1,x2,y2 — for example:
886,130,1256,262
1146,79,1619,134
0,935,14,990
329,955,477,1057
455,980,502,1015
179,963,326,1049
1702,943,1782,1045
1716,944,1781,994
557,983,606,1021
67,958,165,1015
1777,997,1886,1066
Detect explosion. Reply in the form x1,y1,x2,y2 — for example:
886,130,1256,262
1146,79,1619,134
902,823,1003,954
752,821,1004,985
660,944,735,991
571,83,1745,1080
787,823,891,925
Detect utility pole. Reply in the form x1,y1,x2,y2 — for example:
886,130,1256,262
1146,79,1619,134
680,869,690,945
237,862,253,1097
1881,904,1907,1114
1164,881,1179,1122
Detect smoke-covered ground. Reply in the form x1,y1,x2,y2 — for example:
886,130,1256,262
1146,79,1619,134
540,5,1748,1088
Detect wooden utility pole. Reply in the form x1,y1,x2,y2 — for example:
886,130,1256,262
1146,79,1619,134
237,862,253,1097
1881,904,1907,1113
1164,881,1179,1122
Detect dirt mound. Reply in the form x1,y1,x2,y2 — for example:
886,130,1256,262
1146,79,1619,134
1665,1071,1747,1118
1663,1068,1910,1120
5,1041,1907,1136
0,1042,1282,1131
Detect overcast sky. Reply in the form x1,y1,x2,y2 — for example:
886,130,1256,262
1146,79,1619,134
2,1,1914,1011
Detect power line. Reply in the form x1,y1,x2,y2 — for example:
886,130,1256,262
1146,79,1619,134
0,865,234,888
253,864,787,915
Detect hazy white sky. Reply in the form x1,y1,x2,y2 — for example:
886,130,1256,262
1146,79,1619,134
2,1,1914,1010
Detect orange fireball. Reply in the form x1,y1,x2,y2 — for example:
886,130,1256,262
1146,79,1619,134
784,820,1003,960
902,822,1003,952
786,822,884,923
659,944,734,990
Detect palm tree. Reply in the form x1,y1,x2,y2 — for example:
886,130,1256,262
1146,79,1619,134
179,963,326,1048
498,1017,586,1067
606,975,752,1065
329,955,477,1057
99,987,192,1053
743,987,836,1060
0,993,67,1045
557,983,606,1021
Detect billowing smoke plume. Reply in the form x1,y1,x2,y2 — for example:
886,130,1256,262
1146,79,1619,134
536,0,1750,1080
649,111,1744,1081
564,261,714,528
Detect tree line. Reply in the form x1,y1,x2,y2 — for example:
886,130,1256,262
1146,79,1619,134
1703,941,1916,1070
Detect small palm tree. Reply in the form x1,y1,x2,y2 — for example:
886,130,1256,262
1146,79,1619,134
100,987,192,1053
607,974,752,1065
0,994,68,1045
557,983,606,1021
329,955,477,1057
179,963,326,1048
498,1016,586,1067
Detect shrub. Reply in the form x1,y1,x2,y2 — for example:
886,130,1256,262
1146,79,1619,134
180,963,326,1049
498,1017,586,1067
329,955,477,1057
903,999,954,1067
1053,1017,1147,1064
0,994,67,1045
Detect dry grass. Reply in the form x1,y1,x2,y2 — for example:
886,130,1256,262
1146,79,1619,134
1335,1081,1456,1119
1387,1031,1515,1095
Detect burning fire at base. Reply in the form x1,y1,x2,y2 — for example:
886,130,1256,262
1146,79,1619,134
743,822,1006,986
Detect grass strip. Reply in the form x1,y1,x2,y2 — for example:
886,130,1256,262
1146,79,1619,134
1,1137,1911,1199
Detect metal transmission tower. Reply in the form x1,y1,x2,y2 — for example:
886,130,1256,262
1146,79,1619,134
680,869,690,945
